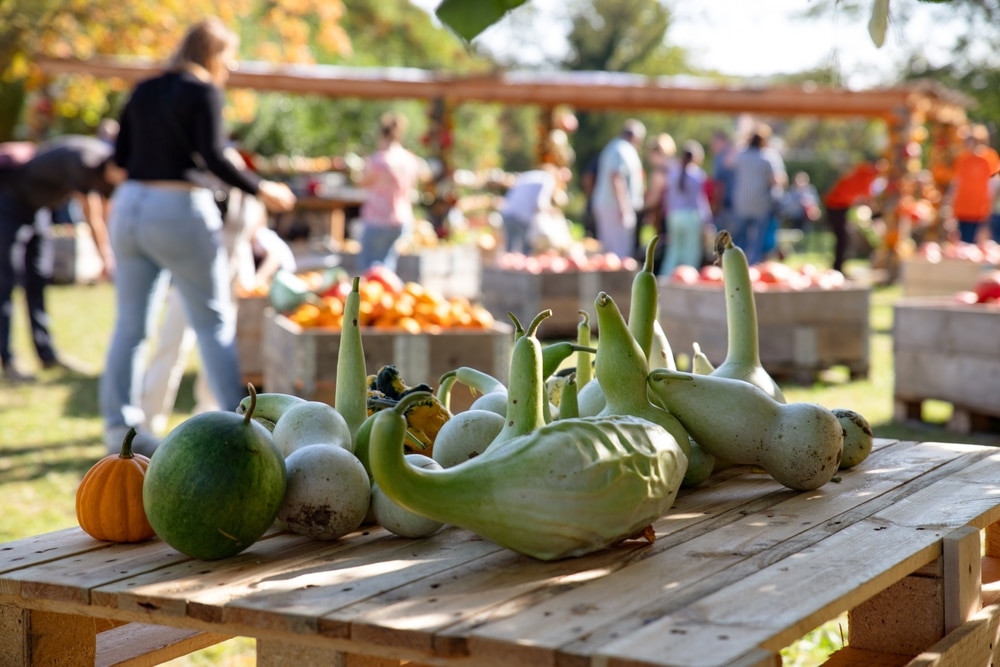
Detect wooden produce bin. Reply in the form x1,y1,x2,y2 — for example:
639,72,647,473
893,297,1000,433
899,256,992,297
337,245,482,299
262,309,513,413
235,295,269,386
480,267,635,339
658,280,871,383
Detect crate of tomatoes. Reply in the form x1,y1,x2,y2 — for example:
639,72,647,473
262,265,512,413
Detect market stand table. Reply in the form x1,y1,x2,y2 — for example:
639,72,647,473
4,438,1000,667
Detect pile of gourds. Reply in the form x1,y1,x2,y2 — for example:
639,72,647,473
75,233,872,562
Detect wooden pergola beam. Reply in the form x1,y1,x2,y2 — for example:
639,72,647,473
36,56,970,122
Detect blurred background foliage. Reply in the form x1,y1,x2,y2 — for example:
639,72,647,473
1,0,998,218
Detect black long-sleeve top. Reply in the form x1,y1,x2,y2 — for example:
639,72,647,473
115,70,261,195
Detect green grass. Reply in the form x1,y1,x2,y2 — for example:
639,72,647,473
2,271,997,665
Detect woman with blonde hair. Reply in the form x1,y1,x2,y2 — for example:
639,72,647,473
99,18,295,455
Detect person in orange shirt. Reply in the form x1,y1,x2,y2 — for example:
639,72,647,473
949,124,1000,244
823,160,879,273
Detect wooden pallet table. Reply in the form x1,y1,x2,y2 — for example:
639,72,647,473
658,281,871,384
893,297,1000,434
4,439,1000,667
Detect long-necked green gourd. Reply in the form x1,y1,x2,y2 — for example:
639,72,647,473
628,237,660,360
647,369,843,491
593,291,711,486
691,342,715,375
369,392,687,560
558,373,579,420
712,231,785,403
492,310,551,445
336,276,369,442
437,341,595,418
575,310,593,388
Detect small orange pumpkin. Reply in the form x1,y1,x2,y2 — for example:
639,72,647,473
76,428,156,543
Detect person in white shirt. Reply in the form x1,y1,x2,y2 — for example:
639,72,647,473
591,119,646,258
499,165,569,254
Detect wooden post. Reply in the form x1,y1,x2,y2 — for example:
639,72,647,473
0,606,96,666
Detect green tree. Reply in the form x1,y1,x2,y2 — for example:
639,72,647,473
0,0,351,141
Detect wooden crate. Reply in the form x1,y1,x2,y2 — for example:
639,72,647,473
262,309,513,413
480,267,635,339
235,295,269,385
893,297,1000,433
49,223,103,284
336,245,482,299
900,257,992,297
658,280,871,383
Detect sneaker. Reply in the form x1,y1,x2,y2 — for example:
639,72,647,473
3,362,36,383
105,425,161,458
42,355,94,375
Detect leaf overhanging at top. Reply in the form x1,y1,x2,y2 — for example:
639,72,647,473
434,0,529,43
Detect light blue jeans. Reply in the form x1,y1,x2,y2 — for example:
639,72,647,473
359,223,404,272
660,209,704,277
99,182,243,431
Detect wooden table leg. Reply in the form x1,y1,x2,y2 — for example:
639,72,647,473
256,639,347,666
0,605,96,666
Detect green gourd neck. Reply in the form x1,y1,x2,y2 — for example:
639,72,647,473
627,237,659,361
495,311,549,443
719,232,762,369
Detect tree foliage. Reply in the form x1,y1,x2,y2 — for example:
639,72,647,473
0,0,351,140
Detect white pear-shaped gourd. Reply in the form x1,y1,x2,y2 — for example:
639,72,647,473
272,401,352,456
372,454,445,538
278,444,370,540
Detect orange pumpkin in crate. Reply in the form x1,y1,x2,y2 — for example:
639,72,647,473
76,428,156,543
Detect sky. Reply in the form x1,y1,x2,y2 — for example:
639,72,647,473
411,0,966,89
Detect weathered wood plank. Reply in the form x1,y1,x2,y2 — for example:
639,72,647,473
94,623,230,667
904,602,1000,667
587,446,1000,667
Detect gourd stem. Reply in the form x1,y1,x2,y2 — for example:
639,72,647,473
120,427,138,459
243,384,256,426
576,310,593,387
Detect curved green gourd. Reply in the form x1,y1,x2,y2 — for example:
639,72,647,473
712,231,786,403
369,392,687,561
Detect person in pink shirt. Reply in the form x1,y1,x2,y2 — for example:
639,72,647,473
358,112,425,272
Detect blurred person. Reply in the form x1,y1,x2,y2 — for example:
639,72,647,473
779,171,820,233
500,164,570,255
591,119,646,258
140,151,295,436
640,133,677,263
709,130,737,234
991,173,1000,243
358,111,426,273
947,124,1000,244
100,17,296,455
0,136,123,383
823,160,880,274
658,140,713,278
731,124,785,265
